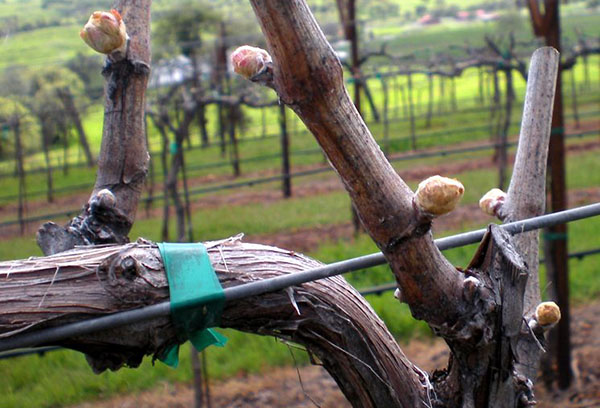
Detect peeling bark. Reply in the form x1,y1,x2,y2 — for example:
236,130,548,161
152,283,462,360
0,241,427,407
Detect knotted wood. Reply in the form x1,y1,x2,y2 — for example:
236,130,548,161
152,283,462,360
0,239,427,407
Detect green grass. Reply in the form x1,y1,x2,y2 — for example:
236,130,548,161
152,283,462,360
1,142,598,259
0,85,597,205
0,24,98,71
2,207,597,408
0,330,303,408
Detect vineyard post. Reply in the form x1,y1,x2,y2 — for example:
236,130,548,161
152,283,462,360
527,0,571,389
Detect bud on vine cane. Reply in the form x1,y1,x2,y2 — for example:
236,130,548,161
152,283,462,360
80,9,128,55
535,301,561,328
414,175,464,217
231,45,273,80
479,188,507,217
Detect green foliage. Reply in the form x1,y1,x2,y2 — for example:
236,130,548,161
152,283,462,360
0,65,29,98
65,52,104,99
0,97,39,156
152,1,221,59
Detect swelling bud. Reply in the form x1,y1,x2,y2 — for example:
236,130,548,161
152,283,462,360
535,301,561,327
479,188,506,217
414,175,464,216
80,9,128,55
231,45,272,80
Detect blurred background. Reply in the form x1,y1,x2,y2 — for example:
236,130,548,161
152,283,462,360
0,0,598,407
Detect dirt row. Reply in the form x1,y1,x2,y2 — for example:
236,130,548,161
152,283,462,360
250,187,600,254
1,131,599,240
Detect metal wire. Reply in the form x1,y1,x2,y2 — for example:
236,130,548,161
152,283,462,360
1,128,597,227
3,245,599,361
0,202,599,353
358,247,600,297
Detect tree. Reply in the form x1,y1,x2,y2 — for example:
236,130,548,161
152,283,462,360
0,97,38,158
0,2,563,407
153,0,220,148
28,66,95,167
66,52,105,100
0,97,38,233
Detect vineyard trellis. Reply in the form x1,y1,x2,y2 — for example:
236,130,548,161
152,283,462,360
0,127,597,230
1,0,600,406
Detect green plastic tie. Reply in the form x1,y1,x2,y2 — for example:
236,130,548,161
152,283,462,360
551,127,564,135
543,232,568,241
157,242,227,368
170,142,179,155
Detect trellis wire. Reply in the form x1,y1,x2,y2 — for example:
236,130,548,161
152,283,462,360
1,245,599,360
0,203,598,353
1,128,597,227
359,247,600,296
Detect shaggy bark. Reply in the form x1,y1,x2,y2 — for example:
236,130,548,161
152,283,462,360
0,241,428,407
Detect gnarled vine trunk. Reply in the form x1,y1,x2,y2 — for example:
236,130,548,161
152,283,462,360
0,1,562,407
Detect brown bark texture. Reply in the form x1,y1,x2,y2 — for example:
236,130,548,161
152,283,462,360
36,0,151,256
0,240,428,407
0,1,563,407
245,1,559,406
249,0,463,330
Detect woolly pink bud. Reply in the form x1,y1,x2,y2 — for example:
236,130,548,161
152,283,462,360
479,188,506,216
414,175,464,216
231,45,272,79
80,9,128,55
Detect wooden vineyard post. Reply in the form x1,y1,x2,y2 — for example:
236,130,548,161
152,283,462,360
527,0,571,389
279,103,291,198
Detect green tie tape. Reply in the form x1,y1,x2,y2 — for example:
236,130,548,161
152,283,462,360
543,232,568,241
157,242,227,368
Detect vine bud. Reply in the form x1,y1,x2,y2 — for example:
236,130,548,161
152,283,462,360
414,175,464,216
231,45,272,79
95,189,116,209
535,301,561,327
80,9,128,55
479,188,506,217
